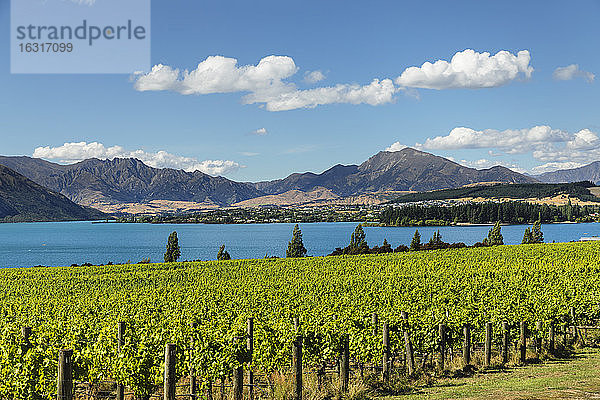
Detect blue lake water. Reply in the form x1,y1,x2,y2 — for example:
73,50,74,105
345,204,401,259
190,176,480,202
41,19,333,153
0,221,599,268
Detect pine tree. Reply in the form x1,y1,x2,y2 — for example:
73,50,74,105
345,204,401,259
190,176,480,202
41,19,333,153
217,244,231,260
381,239,392,253
348,224,369,254
483,222,503,246
164,231,181,262
286,224,307,258
522,227,533,244
531,220,544,243
428,230,443,246
410,229,421,251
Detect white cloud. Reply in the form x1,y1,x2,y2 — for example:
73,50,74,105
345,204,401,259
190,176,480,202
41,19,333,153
396,49,533,89
251,128,268,136
134,51,532,111
411,125,600,174
385,142,408,152
531,162,587,175
134,55,395,111
553,64,594,83
247,79,396,111
134,55,298,95
69,0,96,5
304,70,326,83
240,152,259,157
417,125,570,153
458,158,526,173
33,142,241,176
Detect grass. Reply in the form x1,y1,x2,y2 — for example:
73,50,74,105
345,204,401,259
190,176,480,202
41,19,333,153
396,348,600,399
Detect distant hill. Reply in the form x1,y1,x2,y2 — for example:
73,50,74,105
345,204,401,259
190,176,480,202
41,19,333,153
536,161,600,184
390,181,600,203
0,165,106,222
255,148,537,195
0,148,538,214
0,156,263,209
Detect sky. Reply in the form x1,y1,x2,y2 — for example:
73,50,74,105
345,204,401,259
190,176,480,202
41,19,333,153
1,0,599,181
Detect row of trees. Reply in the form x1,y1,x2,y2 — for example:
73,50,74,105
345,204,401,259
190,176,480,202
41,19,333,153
161,220,545,263
380,200,598,226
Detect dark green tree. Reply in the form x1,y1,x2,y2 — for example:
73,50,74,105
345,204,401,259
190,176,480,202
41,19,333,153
522,227,533,244
428,230,443,246
381,239,392,253
217,244,231,260
410,229,421,251
483,222,503,246
286,224,307,258
348,224,369,254
531,220,544,243
164,231,181,262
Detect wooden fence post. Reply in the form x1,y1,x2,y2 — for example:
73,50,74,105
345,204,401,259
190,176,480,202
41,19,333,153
502,321,509,364
401,312,415,375
340,334,350,392
484,322,492,367
438,323,446,370
116,322,126,400
57,349,73,400
519,322,527,364
382,322,390,382
247,318,254,400
21,326,32,355
164,344,176,400
21,326,32,347
233,336,244,400
462,324,471,366
190,322,198,399
293,333,303,400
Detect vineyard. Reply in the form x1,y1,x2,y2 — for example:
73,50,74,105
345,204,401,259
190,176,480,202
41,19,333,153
1,242,600,399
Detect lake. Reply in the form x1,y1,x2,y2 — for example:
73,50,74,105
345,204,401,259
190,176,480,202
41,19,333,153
0,221,598,268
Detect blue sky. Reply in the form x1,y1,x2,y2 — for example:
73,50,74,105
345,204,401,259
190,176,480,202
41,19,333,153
1,0,599,181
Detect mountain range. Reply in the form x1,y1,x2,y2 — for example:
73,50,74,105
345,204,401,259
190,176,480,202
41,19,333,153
0,165,106,222
0,156,262,209
1,147,599,216
255,148,536,195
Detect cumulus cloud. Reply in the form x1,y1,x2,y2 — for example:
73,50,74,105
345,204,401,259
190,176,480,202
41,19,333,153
409,125,600,174
33,142,241,176
304,70,326,83
134,55,298,95
251,128,268,136
247,79,396,111
134,55,396,111
134,51,533,110
396,49,533,89
553,64,595,83
385,142,408,152
531,161,587,175
417,125,570,153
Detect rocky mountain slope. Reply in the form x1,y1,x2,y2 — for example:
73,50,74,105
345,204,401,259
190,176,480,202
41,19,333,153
0,148,539,213
0,165,106,222
255,148,537,195
0,156,263,208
